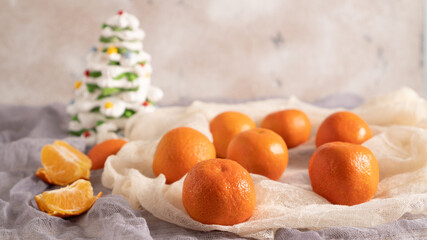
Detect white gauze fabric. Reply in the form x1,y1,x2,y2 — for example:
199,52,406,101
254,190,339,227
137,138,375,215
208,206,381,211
102,87,427,240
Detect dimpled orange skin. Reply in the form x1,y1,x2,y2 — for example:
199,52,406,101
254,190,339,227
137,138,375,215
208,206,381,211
261,109,311,149
308,142,379,206
182,158,256,225
315,111,373,148
227,128,288,180
210,111,256,158
152,127,216,184
88,139,127,170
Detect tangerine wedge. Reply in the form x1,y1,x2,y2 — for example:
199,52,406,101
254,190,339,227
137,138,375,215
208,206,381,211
35,179,102,217
36,140,92,186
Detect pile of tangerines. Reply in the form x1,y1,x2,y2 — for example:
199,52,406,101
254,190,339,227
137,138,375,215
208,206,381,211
33,108,378,228
153,109,378,226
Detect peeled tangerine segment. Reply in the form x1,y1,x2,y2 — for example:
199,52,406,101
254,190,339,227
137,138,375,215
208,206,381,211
35,179,102,217
36,140,92,186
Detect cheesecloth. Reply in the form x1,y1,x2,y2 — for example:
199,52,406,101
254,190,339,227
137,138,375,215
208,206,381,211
102,87,427,239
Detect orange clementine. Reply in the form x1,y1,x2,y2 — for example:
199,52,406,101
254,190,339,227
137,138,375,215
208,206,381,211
209,111,256,158
261,109,311,148
315,111,373,147
36,140,92,186
88,139,127,170
227,128,288,180
182,158,256,225
152,127,216,184
308,142,379,206
35,179,102,217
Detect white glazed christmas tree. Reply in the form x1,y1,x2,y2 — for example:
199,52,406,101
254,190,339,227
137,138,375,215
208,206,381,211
67,10,163,145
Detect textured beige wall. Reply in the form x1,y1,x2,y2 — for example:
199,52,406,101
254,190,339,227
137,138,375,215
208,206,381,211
0,0,423,105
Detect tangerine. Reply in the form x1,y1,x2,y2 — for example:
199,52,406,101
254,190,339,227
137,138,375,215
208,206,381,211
88,139,127,170
35,179,102,217
152,127,216,184
210,111,256,158
308,142,379,206
315,111,372,147
227,128,288,180
182,158,256,225
261,109,311,148
36,140,92,186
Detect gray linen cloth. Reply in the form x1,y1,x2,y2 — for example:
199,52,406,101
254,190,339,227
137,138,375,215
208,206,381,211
0,101,426,239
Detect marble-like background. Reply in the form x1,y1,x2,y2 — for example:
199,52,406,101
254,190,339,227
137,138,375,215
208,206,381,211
0,0,423,105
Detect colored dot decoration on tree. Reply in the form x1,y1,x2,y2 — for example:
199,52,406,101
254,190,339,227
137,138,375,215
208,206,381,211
142,101,149,107
107,46,118,55
85,70,90,77
74,81,83,89
118,10,124,15
140,62,145,67
124,52,132,59
104,101,114,109
84,131,91,137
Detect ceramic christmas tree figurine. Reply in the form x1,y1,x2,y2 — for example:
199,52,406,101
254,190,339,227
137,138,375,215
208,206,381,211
67,10,163,145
